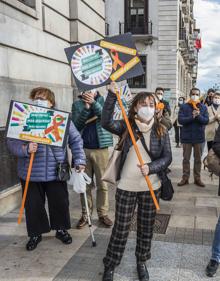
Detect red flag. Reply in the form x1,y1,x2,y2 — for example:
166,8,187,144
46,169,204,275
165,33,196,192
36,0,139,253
195,35,202,50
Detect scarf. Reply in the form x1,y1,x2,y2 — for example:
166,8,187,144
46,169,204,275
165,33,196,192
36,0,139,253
188,99,200,110
135,117,154,133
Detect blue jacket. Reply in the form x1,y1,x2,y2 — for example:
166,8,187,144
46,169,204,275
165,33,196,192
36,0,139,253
178,103,209,144
7,121,86,182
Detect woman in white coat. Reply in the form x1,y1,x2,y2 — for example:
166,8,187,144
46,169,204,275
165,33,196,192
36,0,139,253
205,91,220,151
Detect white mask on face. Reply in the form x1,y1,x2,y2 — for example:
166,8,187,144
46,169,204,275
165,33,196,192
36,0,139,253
33,99,49,107
137,107,155,122
157,94,163,101
191,95,200,102
213,98,220,105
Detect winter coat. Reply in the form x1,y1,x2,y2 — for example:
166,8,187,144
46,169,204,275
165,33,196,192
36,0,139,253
7,121,86,182
212,125,220,158
205,105,220,142
178,103,209,144
101,91,172,181
72,95,113,148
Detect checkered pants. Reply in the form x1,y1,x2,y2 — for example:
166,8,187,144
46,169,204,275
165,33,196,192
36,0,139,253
103,188,160,269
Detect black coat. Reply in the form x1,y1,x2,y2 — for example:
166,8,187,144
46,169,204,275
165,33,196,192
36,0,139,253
101,91,172,181
213,125,220,158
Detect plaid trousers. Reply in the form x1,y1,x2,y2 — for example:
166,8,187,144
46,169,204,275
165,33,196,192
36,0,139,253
103,188,160,269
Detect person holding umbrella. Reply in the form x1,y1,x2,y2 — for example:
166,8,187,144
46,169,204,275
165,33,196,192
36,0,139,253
101,85,172,281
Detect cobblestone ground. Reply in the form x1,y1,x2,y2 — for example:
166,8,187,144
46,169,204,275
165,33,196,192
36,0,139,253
0,134,220,281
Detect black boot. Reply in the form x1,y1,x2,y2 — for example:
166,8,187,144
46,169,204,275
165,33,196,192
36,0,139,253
102,267,114,281
137,263,149,281
26,235,42,251
55,230,72,244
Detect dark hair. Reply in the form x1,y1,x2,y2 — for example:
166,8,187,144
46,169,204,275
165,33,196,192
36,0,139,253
30,87,55,106
128,92,166,138
208,88,215,94
178,96,185,101
190,87,200,96
155,87,164,93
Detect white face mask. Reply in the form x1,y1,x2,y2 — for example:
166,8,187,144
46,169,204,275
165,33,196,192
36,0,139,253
178,100,184,105
138,107,155,122
157,94,163,101
33,99,49,107
191,95,200,102
213,98,220,105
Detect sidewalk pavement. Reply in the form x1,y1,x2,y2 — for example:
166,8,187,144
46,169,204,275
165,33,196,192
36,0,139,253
0,136,220,281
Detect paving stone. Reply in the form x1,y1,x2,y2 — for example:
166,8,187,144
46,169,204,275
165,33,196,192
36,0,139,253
169,215,195,228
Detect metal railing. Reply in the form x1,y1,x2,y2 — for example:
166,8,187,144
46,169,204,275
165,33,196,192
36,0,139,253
119,20,153,35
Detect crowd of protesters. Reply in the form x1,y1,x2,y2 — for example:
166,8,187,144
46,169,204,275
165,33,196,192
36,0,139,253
7,85,220,280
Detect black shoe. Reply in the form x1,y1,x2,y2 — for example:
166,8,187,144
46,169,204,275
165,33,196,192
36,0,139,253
137,263,149,281
55,230,72,244
206,259,219,277
102,267,114,281
26,235,42,251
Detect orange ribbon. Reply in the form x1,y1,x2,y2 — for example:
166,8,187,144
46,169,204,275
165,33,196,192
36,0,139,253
44,114,64,141
156,102,164,111
110,49,125,70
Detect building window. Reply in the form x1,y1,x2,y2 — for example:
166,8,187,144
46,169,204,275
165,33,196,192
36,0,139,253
18,0,36,9
125,0,149,34
128,56,146,88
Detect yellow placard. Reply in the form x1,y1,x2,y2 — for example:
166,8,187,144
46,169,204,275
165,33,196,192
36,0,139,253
110,56,140,81
100,41,137,56
19,134,52,144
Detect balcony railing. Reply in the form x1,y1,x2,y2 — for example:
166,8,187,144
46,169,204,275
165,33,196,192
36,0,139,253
119,20,153,35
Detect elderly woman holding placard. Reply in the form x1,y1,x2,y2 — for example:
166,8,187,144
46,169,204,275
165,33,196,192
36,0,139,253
7,87,86,251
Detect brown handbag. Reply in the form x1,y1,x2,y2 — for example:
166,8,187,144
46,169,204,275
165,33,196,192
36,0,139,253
203,148,220,176
102,130,127,185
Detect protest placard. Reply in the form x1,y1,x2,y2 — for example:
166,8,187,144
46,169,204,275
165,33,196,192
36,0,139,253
65,33,144,91
6,101,70,148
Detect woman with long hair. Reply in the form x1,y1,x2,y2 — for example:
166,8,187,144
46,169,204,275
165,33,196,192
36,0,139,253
101,85,172,281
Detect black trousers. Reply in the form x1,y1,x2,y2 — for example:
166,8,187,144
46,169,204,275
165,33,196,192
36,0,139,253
20,180,71,237
103,188,160,269
207,141,213,151
174,121,181,145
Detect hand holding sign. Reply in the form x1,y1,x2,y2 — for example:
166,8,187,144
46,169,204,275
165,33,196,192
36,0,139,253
28,142,38,153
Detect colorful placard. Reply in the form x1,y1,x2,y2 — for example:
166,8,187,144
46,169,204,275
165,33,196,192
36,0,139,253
6,101,70,147
65,33,144,91
113,84,133,120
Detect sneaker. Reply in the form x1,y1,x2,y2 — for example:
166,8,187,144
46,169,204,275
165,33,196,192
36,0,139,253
99,216,113,228
55,230,72,244
102,267,114,281
137,262,149,281
26,235,42,251
76,215,88,229
206,259,219,277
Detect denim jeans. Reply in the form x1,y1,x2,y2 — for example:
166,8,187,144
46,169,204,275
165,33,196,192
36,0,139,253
212,215,220,263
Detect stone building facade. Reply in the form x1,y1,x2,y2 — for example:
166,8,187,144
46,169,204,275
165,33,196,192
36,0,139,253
0,0,105,213
105,0,199,105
